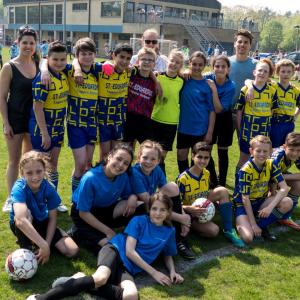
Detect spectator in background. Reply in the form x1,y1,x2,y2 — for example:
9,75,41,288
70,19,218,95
9,41,19,59
40,40,49,59
214,45,220,57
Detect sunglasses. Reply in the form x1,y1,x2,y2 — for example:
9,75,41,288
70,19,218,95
19,26,36,34
144,40,158,45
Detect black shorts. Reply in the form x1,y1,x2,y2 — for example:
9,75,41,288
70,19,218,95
123,112,153,143
10,219,64,250
211,110,233,147
7,111,30,134
97,244,134,285
70,203,138,251
177,132,205,149
151,120,177,151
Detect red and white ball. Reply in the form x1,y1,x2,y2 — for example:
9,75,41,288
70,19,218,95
192,197,215,223
5,249,38,281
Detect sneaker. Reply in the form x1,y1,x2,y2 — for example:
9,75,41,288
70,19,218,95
223,229,246,248
52,272,85,288
26,295,38,300
57,204,68,213
2,197,12,213
261,227,277,241
177,241,196,260
278,218,300,231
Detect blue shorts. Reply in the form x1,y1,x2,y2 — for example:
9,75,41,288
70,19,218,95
239,138,250,154
234,198,265,218
29,120,64,151
99,124,123,142
270,121,294,148
67,125,97,149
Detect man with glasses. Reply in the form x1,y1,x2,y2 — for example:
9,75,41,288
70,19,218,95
130,28,168,72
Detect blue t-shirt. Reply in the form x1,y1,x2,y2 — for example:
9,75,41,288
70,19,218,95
10,178,61,223
178,78,214,136
130,163,167,195
204,73,236,112
110,215,177,275
72,164,133,211
229,56,257,106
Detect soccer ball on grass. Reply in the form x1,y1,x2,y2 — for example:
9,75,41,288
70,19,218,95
5,248,38,281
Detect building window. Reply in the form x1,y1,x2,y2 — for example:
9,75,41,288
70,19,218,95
9,7,14,24
41,5,54,24
101,1,121,17
124,1,134,23
103,33,109,39
15,6,26,24
72,3,88,11
165,7,186,19
56,4,62,24
28,6,39,24
118,34,130,41
190,10,209,21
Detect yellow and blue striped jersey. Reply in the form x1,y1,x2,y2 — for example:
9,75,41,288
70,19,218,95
270,82,300,122
176,169,210,206
271,147,300,173
98,69,132,126
236,83,278,141
32,70,69,127
233,158,284,205
66,63,99,128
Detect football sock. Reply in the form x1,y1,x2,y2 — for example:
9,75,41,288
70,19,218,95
71,176,81,192
219,201,233,232
170,195,184,241
218,148,229,187
49,171,59,190
159,162,166,176
178,159,189,174
206,157,218,188
282,193,299,219
92,284,124,300
36,276,95,299
257,208,284,229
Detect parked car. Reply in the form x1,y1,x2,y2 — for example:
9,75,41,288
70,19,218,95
285,51,300,64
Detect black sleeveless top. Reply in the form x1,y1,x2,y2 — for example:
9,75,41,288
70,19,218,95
7,61,39,134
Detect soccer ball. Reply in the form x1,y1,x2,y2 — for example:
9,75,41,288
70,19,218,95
5,249,38,281
192,197,215,223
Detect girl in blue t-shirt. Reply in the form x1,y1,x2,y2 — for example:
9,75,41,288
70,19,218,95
69,143,146,254
131,140,195,260
26,193,183,300
10,151,79,265
177,51,216,174
205,55,236,187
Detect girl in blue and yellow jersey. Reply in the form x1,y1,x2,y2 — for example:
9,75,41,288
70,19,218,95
234,135,292,244
30,42,68,212
270,59,300,147
235,58,278,170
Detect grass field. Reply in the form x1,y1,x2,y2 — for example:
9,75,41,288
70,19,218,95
0,46,300,299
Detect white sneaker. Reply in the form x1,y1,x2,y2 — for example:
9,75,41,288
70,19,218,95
26,295,38,300
2,197,12,213
52,272,85,288
57,204,68,213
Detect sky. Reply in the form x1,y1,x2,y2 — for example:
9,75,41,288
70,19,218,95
219,0,299,14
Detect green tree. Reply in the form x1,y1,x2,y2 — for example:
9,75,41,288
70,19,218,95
260,21,283,52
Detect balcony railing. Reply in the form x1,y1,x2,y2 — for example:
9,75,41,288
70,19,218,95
123,13,259,32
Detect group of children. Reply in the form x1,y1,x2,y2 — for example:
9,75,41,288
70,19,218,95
4,33,300,299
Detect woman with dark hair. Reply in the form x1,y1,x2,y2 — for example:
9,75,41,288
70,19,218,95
0,25,39,212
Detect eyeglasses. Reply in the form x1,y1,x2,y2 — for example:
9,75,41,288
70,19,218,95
144,40,158,45
140,58,155,63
